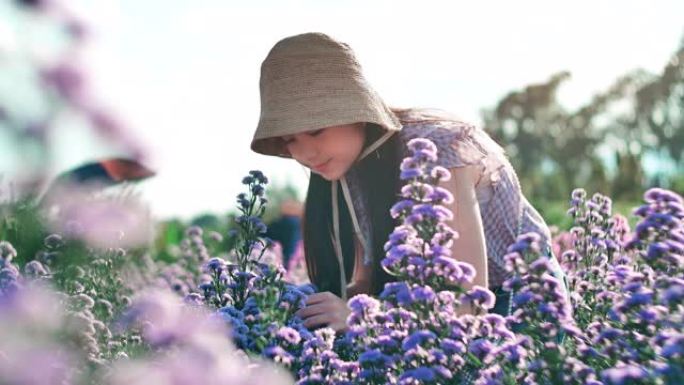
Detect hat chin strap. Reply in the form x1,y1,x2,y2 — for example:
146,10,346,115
330,130,396,300
331,180,347,300
358,130,396,161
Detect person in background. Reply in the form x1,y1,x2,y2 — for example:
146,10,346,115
266,199,303,270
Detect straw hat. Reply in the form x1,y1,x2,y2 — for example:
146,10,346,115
251,32,401,157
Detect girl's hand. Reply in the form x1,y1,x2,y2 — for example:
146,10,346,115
295,292,350,333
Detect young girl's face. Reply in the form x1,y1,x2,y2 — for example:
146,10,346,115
282,122,366,181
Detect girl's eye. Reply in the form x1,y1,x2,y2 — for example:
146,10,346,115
282,129,324,145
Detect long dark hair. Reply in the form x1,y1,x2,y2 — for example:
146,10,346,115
302,123,403,297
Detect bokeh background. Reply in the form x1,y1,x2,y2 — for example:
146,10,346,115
1,4,683,382
1,0,683,228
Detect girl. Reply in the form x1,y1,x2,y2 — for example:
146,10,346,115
250,32,568,332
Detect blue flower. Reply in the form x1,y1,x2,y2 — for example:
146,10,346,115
381,282,413,306
407,138,438,154
662,283,684,306
402,330,437,350
264,345,294,365
469,338,494,358
440,338,466,355
390,199,415,218
430,166,451,182
276,326,301,345
399,366,435,382
358,349,390,366
348,294,380,315
512,291,535,307
601,365,649,385
219,305,244,321
411,285,436,303
463,286,496,310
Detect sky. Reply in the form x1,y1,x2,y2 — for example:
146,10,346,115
5,0,684,220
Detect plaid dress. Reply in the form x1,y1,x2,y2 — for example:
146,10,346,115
344,108,563,290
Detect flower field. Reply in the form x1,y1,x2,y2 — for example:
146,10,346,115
1,138,683,385
2,2,683,384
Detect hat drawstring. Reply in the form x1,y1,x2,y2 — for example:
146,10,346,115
331,180,348,301
358,131,395,161
341,177,371,266
330,130,397,299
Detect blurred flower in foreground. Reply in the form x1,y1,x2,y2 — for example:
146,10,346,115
43,182,153,249
0,284,78,385
36,158,156,249
110,289,293,385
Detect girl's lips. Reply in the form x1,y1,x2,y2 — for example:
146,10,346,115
311,160,331,173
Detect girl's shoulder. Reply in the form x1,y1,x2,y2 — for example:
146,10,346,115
392,107,507,169
392,107,472,134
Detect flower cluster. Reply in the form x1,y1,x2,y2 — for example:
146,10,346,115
384,139,469,292
560,187,684,384
174,171,321,376
481,232,582,385
0,283,293,385
110,290,293,385
3,125,684,384
311,138,518,385
0,241,22,297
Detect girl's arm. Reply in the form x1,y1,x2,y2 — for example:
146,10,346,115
440,165,489,308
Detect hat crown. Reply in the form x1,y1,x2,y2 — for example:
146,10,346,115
252,32,401,157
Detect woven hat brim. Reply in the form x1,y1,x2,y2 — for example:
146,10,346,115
251,96,401,157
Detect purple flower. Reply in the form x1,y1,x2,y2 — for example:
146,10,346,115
400,168,422,180
400,366,435,382
40,62,85,102
571,188,587,200
401,183,434,199
400,157,420,171
411,148,438,163
348,294,380,315
23,260,48,277
205,257,227,273
644,187,683,204
513,291,535,307
383,282,414,307
359,349,391,365
410,204,454,223
402,330,437,350
0,241,17,262
463,286,496,310
601,365,649,385
427,186,454,204
183,293,204,305
248,170,268,184
251,184,265,197
661,333,684,358
440,338,466,355
645,242,670,261
662,284,684,306
469,338,494,358
529,257,552,274
411,285,436,303
43,234,64,250
407,138,438,154
276,326,302,345
264,345,294,365
390,199,414,218
430,166,451,182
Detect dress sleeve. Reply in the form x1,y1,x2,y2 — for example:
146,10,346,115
403,119,508,189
